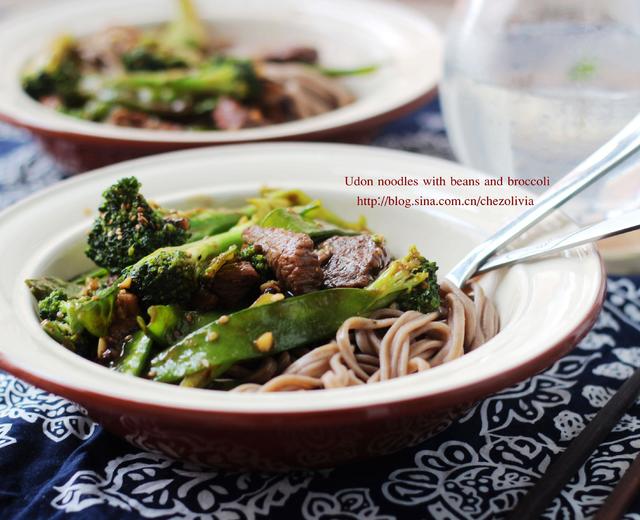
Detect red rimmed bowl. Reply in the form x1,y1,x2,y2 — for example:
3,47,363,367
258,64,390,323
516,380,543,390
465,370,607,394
0,0,441,173
0,143,605,470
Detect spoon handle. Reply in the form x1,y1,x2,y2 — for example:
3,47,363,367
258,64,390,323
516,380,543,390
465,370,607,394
446,112,640,287
475,208,640,275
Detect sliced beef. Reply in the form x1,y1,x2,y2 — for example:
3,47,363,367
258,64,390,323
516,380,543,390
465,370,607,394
191,287,219,312
263,46,319,65
213,97,266,130
259,63,354,119
319,235,389,288
243,226,323,295
257,79,297,124
210,261,260,307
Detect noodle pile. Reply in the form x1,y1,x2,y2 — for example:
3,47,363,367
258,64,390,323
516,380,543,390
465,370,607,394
230,280,499,392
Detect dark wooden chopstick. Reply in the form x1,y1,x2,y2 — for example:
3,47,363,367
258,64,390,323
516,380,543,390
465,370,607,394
594,450,640,520
507,364,640,520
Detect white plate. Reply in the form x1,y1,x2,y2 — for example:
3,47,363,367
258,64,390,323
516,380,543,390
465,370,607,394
0,0,442,143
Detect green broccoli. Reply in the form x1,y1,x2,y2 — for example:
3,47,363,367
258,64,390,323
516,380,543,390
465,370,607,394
110,57,261,102
125,222,249,305
238,244,269,276
86,177,189,273
35,283,119,350
396,256,440,313
121,46,188,72
38,289,68,320
22,34,85,107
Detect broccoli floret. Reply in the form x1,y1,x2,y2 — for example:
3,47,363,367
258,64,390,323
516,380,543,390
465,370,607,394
238,244,269,276
365,246,438,311
396,256,440,313
22,35,85,107
126,249,196,305
36,283,118,351
38,289,68,320
121,47,188,71
86,177,189,273
125,222,249,305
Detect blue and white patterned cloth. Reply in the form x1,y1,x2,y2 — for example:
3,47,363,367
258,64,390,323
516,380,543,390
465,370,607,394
1,99,640,520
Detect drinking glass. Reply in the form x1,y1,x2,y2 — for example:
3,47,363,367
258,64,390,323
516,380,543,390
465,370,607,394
440,0,640,222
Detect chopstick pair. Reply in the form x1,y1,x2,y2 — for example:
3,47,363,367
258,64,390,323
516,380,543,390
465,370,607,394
507,364,640,519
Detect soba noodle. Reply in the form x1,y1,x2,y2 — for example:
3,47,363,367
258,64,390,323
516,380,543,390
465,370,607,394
231,280,499,392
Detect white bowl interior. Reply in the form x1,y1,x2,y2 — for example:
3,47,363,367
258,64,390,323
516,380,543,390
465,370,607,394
0,0,442,142
0,144,603,413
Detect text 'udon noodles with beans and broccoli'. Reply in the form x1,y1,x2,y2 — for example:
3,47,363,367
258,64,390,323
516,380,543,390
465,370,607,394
26,178,499,392
21,0,374,131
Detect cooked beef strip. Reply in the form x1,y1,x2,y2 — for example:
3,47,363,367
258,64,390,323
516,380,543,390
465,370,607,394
257,79,298,123
259,63,354,119
319,235,389,288
262,46,319,64
212,97,266,130
191,287,219,312
210,261,261,307
242,226,323,295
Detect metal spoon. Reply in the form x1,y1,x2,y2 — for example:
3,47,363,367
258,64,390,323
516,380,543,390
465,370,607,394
446,112,640,287
473,208,640,275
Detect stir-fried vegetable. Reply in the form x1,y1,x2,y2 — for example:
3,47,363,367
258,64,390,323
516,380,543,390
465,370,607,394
26,176,441,391
22,34,84,106
145,305,223,347
115,331,153,376
150,247,432,382
86,177,189,272
21,0,376,131
110,57,261,101
34,283,119,349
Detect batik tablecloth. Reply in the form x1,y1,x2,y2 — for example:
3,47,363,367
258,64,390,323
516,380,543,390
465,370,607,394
1,99,639,520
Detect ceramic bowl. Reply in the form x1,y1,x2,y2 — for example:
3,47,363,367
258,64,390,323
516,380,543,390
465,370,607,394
0,0,442,172
0,143,605,470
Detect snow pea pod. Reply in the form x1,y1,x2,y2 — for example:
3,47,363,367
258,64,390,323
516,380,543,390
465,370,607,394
258,207,358,241
145,305,223,347
186,210,245,241
115,331,153,376
150,287,391,382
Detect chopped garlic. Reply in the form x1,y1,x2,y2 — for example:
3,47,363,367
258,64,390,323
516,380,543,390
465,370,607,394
253,332,274,353
118,277,132,289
